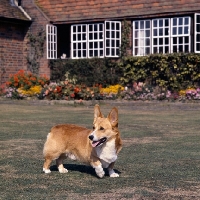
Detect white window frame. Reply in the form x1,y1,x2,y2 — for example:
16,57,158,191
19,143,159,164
152,18,170,54
46,24,57,59
133,20,151,56
195,13,200,53
71,21,121,59
88,23,104,58
105,21,121,57
71,24,87,59
171,16,191,53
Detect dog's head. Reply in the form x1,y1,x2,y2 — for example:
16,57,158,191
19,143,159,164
89,104,119,148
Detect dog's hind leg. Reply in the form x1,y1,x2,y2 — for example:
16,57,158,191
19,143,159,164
108,162,119,177
43,157,52,173
56,154,68,173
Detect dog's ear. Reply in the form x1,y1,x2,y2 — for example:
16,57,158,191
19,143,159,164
94,104,103,122
108,107,118,127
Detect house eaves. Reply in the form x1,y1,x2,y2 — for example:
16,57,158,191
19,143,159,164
0,0,31,22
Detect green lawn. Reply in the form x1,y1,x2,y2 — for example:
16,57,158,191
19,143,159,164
0,101,200,199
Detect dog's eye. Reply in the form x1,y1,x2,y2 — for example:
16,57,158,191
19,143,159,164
100,127,104,131
93,126,95,130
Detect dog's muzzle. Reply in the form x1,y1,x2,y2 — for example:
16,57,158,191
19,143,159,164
89,135,107,147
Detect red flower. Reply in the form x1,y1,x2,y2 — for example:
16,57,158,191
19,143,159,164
74,87,80,93
56,86,62,93
70,93,75,98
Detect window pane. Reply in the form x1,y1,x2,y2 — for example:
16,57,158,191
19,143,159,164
197,34,200,42
173,37,177,44
153,20,157,27
146,39,150,46
94,33,97,40
165,38,169,44
78,34,81,40
159,20,163,27
89,25,93,31
185,45,189,52
165,28,169,35
173,27,177,35
179,45,183,52
140,21,144,29
100,42,103,48
146,30,150,37
178,27,182,34
165,19,169,26
159,28,163,36
135,21,139,29
153,29,157,36
153,38,157,45
179,37,183,44
184,27,188,34
116,23,120,30
146,47,150,54
165,46,169,53
179,18,183,25
197,43,200,51
94,42,98,48
173,18,177,25
185,17,189,25
159,47,163,53
146,21,150,28
94,24,98,31
159,38,163,45
197,24,200,32
185,36,189,43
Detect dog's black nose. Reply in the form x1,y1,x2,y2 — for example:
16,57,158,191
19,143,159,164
89,135,94,140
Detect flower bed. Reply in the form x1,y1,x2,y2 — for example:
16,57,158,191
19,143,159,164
0,70,200,102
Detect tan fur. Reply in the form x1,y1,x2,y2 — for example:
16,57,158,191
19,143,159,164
43,104,122,178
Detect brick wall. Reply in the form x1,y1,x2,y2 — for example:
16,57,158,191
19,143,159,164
22,0,50,77
0,0,51,85
0,21,29,84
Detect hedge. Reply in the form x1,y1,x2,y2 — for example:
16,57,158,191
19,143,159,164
49,53,200,91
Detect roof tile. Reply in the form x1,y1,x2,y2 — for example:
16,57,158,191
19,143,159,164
35,0,200,23
0,0,30,21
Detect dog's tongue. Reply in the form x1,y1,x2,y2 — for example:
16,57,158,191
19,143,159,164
92,141,100,147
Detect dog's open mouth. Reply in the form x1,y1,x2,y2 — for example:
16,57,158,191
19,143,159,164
91,137,107,147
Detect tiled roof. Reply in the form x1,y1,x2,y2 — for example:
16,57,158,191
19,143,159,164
0,0,30,21
35,0,200,23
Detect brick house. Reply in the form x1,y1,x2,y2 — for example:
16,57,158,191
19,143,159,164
1,0,200,83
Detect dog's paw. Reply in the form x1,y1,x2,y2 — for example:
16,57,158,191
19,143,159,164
95,165,105,178
97,170,105,178
58,168,68,173
43,168,51,174
110,172,119,177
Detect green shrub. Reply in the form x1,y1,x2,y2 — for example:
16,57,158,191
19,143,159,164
49,58,121,87
119,53,200,91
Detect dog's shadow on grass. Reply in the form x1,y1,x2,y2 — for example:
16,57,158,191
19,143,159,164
50,164,121,177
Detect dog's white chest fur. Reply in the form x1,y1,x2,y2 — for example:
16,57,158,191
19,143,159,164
96,139,117,168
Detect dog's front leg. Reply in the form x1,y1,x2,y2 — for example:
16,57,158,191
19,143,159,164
91,160,105,178
108,162,119,177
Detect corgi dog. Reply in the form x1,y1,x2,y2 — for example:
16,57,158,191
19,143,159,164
43,104,122,178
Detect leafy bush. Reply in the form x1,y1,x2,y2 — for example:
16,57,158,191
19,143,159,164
49,58,121,87
119,53,200,91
